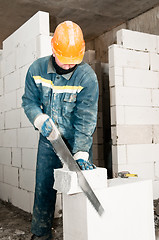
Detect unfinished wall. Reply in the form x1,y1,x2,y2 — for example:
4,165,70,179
109,29,159,199
0,11,59,213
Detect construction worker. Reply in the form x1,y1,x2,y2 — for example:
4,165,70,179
22,21,99,240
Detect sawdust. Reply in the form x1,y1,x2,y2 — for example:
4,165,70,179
0,200,63,240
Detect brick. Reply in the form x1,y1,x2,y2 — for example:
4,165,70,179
12,186,31,212
16,88,24,108
152,126,159,143
54,168,107,195
3,165,18,187
19,63,30,88
22,148,37,170
63,178,155,240
36,35,52,58
150,53,159,71
17,127,39,148
0,164,3,181
117,29,157,52
83,50,95,64
3,129,17,147
111,86,151,107
152,89,159,107
111,125,152,145
109,67,123,87
112,145,127,165
153,180,159,199
123,68,159,89
19,168,35,192
4,91,16,111
0,147,11,165
5,109,21,129
110,106,125,125
0,182,12,202
0,78,3,96
109,44,149,69
16,38,37,69
125,106,153,125
20,108,32,127
0,112,4,130
4,71,19,93
12,148,21,167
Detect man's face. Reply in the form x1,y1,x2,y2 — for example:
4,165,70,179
53,52,76,70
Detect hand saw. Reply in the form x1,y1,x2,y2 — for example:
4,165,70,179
49,134,104,216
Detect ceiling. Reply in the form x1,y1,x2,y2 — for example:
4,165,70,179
0,0,159,48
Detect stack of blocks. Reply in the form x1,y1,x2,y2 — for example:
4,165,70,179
109,29,159,199
54,167,155,240
0,11,62,216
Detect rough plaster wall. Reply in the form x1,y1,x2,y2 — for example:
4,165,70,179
109,29,159,199
89,5,159,63
0,11,62,216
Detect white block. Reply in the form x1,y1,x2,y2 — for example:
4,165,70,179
63,178,155,240
19,168,35,192
153,144,159,163
0,182,12,202
12,148,21,168
22,148,37,170
12,186,31,212
0,96,4,113
112,145,127,165
0,130,4,147
117,162,155,180
17,127,39,148
111,125,152,145
123,68,159,89
54,168,107,195
117,29,157,52
36,35,52,58
155,162,159,180
0,164,3,181
20,108,32,127
0,78,3,96
109,67,123,87
16,88,24,108
4,91,16,111
0,147,11,165
4,71,19,93
54,193,62,218
3,52,16,76
150,53,159,71
3,165,18,187
3,129,17,147
0,112,4,130
3,11,50,56
153,126,159,143
109,44,149,69
30,192,35,214
19,63,30,88
153,180,159,199
152,89,159,107
5,109,21,129
110,105,125,125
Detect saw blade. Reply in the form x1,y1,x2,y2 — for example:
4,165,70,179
50,136,104,216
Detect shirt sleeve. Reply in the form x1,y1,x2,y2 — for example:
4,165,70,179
22,66,43,126
72,69,99,154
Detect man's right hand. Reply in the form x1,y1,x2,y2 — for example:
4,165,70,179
34,114,59,141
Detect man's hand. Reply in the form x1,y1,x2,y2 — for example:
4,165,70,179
76,159,96,170
34,114,59,141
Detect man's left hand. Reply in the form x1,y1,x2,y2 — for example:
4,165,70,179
76,159,96,170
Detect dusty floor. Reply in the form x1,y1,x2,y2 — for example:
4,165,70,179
0,199,159,240
0,200,63,240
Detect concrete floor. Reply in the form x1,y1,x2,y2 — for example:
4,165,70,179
0,200,63,240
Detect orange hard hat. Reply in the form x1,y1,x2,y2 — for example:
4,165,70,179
51,21,85,64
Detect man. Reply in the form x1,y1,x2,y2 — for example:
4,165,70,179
22,20,99,240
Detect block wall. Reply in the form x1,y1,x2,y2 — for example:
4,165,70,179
109,29,159,199
0,11,62,216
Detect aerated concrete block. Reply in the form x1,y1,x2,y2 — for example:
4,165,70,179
153,181,159,199
3,129,17,148
60,177,155,240
150,53,159,71
0,147,11,165
109,67,123,87
36,35,52,58
0,78,3,96
19,168,35,192
0,182,12,202
0,164,3,181
109,44,149,69
12,148,21,168
22,148,37,170
12,186,31,212
4,71,19,93
0,112,4,130
117,29,157,52
5,109,21,129
54,168,107,195
3,165,18,187
17,127,39,148
4,91,16,111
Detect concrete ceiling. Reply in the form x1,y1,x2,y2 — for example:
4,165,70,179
0,0,159,49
